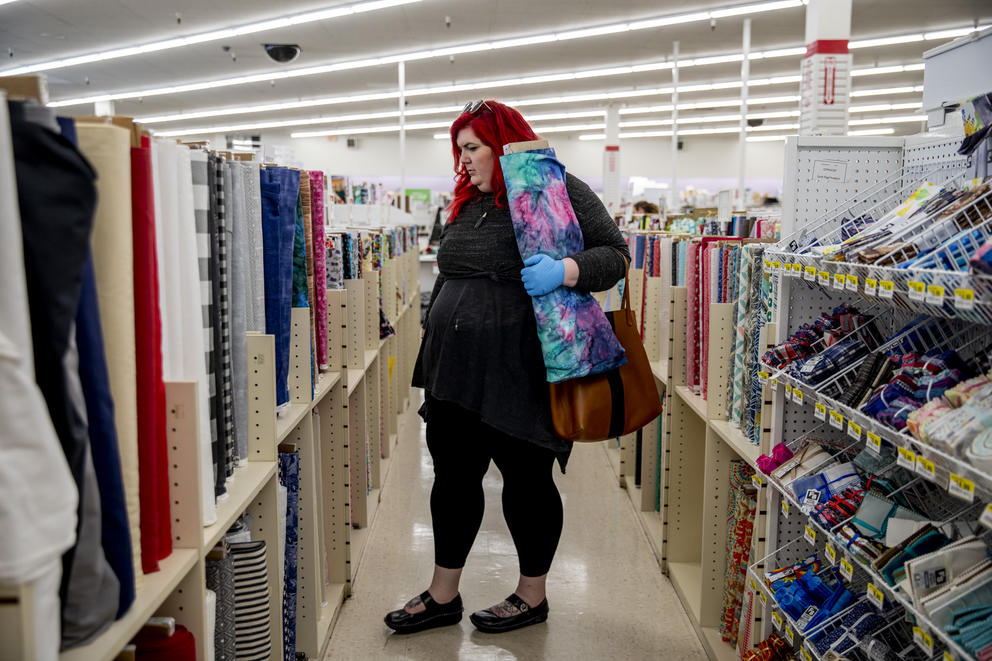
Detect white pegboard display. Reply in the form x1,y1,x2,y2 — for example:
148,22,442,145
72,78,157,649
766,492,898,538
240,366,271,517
782,137,905,236
902,134,970,179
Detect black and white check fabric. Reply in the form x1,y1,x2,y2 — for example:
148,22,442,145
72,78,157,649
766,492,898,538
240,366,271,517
213,155,235,480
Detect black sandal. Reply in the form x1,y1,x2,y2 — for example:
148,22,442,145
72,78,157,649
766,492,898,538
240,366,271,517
384,590,463,634
469,594,549,633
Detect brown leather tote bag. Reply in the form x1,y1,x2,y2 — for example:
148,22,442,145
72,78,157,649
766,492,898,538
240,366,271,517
549,271,664,442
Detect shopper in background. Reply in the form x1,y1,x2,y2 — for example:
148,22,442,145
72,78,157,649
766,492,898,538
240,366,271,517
385,100,629,635
633,200,660,215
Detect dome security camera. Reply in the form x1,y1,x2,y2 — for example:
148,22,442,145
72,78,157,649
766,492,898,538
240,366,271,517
264,44,301,64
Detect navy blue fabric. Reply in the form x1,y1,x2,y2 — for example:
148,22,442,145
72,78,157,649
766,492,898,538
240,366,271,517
259,168,299,406
279,451,300,661
76,256,135,618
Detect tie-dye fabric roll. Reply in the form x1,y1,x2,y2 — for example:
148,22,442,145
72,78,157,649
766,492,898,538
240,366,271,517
499,150,626,383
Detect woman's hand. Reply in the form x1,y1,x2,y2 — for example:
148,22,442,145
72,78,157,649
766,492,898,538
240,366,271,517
521,254,577,296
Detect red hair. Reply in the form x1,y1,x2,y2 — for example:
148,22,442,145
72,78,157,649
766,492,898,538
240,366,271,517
446,100,540,221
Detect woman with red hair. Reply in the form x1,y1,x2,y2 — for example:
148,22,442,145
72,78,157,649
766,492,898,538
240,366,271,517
386,100,629,635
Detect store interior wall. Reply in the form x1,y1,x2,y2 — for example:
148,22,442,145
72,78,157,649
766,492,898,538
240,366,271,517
221,130,787,196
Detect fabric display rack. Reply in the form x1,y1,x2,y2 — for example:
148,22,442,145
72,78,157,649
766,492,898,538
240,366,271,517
610,132,992,661
0,90,422,661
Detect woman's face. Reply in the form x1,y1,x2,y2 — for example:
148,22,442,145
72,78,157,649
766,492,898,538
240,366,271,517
456,126,495,193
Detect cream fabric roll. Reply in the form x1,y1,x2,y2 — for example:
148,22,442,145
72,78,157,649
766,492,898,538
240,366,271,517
176,146,218,526
205,588,217,661
76,123,143,589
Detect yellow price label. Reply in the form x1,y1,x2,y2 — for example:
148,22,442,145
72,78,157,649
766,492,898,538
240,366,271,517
913,627,934,655
804,525,816,545
955,288,976,310
814,402,827,421
833,273,846,290
758,371,769,386
926,284,945,304
829,410,844,429
792,388,804,406
945,652,957,661
840,558,854,581
847,420,862,440
825,543,837,564
818,270,830,285
897,446,916,470
781,498,790,517
772,260,782,270
752,474,763,490
916,456,937,481
784,383,793,397
750,577,759,593
949,473,975,502
865,277,878,297
785,626,795,645
866,431,882,455
801,647,812,661
867,583,885,608
907,280,925,301
792,263,803,275
879,280,895,299
982,504,992,531
772,611,783,630
759,589,767,605
846,274,859,292
804,265,817,281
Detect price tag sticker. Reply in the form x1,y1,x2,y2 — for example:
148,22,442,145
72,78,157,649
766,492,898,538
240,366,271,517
781,498,790,517
769,377,779,390
801,646,812,661
772,260,782,273
833,273,846,290
829,410,844,430
750,577,759,593
945,651,957,661
763,260,772,274
865,277,878,297
879,280,895,299
825,543,837,565
784,383,793,398
955,288,976,311
785,626,795,645
772,611,783,630
897,446,917,470
866,431,882,456
846,274,859,292
792,388,804,406
949,473,975,502
804,265,817,282
867,583,885,609
759,589,767,606
818,270,830,286
913,627,934,655
981,504,992,531
752,474,763,490
840,557,854,581
804,525,817,545
758,371,769,386
916,456,937,482
926,284,945,305
792,263,803,277
908,280,926,301
814,402,827,421
847,420,862,441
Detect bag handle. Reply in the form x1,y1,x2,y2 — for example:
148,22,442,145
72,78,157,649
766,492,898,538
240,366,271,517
620,264,635,325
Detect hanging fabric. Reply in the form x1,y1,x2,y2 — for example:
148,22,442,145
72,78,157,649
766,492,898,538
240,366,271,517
309,171,328,369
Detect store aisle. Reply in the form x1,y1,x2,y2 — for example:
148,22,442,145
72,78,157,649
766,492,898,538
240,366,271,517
322,402,705,660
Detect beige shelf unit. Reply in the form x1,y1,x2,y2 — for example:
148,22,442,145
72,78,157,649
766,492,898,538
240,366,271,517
1,247,421,661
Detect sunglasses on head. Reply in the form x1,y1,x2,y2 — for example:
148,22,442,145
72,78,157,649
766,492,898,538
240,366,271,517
462,100,492,115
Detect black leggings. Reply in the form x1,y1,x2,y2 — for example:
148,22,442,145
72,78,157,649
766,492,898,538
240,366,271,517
425,396,563,577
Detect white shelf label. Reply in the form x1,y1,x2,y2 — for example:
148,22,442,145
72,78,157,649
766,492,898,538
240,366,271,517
913,627,934,655
847,420,862,441
955,288,976,311
804,265,817,282
846,274,859,292
814,402,827,421
866,431,882,456
897,447,917,470
833,273,846,290
840,557,854,581
792,388,804,406
867,583,885,609
908,280,926,301
948,474,975,503
879,280,895,299
829,410,844,430
864,277,878,297
926,284,945,305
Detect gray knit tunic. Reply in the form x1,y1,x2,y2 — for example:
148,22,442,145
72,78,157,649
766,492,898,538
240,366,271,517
412,173,630,466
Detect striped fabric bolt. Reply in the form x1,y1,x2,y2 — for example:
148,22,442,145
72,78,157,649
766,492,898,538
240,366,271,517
213,155,235,480
230,540,272,661
190,150,219,493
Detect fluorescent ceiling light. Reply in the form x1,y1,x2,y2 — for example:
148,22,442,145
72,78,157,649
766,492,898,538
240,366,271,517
850,102,921,113
620,95,801,115
848,128,897,136
851,63,925,77
292,120,449,138
0,0,20,6
747,135,789,142
848,25,987,49
848,114,926,126
850,85,924,97
0,0,422,76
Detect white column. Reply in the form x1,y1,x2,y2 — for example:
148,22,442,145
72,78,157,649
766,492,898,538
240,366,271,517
398,62,406,203
800,0,853,136
738,19,751,209
603,103,621,215
670,41,679,213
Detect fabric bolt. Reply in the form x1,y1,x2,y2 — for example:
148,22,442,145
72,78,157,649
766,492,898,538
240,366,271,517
326,233,345,289
190,150,222,498
499,150,626,382
132,624,196,660
686,241,701,391
211,155,235,482
241,162,266,333
205,589,216,661
226,161,248,464
309,171,328,369
260,167,300,407
231,540,272,661
10,102,120,647
743,247,766,444
299,173,318,384
131,139,172,573
76,121,145,592
729,246,753,424
292,185,310,308
721,461,757,643
205,157,227,495
173,148,217,525
279,451,300,661
206,551,237,661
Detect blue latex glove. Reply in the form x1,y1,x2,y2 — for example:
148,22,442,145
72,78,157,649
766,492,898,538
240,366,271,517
521,253,565,296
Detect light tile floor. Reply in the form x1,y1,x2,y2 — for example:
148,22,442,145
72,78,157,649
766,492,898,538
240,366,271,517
323,403,705,660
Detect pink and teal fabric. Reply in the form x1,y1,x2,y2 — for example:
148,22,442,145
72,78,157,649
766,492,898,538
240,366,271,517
500,149,626,383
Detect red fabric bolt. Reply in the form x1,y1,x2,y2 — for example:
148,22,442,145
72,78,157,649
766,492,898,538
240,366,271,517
133,624,196,660
131,139,172,573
